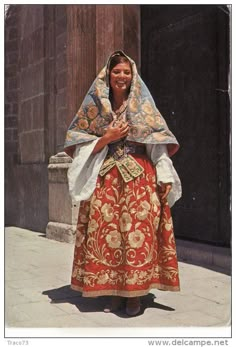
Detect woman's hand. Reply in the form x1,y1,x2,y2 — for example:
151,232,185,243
159,182,172,201
104,120,129,142
92,121,129,154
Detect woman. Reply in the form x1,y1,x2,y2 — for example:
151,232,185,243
64,51,182,316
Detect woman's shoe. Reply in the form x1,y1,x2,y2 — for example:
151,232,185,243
104,296,125,313
126,297,141,316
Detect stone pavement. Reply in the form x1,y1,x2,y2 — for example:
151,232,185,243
5,226,231,337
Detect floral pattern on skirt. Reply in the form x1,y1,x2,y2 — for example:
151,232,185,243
71,154,180,297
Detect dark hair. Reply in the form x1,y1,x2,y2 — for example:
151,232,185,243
108,52,133,99
108,54,132,73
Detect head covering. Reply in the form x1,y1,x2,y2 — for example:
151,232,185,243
64,50,179,157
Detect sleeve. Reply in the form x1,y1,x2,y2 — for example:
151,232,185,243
67,139,108,203
146,144,182,207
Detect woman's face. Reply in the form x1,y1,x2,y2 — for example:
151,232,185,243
109,62,132,95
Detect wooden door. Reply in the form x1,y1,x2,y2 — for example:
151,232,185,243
141,5,230,245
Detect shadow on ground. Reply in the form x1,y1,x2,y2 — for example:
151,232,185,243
42,285,175,318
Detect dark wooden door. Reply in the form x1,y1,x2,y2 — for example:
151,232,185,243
141,5,230,246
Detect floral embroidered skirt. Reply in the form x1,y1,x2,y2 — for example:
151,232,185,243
71,154,180,297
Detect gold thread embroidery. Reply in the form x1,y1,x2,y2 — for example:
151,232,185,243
100,154,144,182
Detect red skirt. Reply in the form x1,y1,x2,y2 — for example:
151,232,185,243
71,154,180,297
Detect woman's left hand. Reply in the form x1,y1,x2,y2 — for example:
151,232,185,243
159,182,172,201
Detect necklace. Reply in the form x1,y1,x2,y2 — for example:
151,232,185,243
112,100,128,122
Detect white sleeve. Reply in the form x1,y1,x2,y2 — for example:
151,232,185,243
67,139,108,203
146,144,182,207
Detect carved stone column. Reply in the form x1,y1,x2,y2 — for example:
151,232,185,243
46,152,79,243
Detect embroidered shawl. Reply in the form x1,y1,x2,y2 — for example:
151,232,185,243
64,51,179,157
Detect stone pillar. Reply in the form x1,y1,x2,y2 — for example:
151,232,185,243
96,5,141,73
46,152,79,243
66,4,141,125
47,5,141,242
95,5,124,73
66,5,96,127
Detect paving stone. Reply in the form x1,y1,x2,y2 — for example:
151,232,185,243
5,305,32,326
14,287,55,304
6,301,70,327
198,303,231,325
178,262,228,279
5,288,32,306
5,269,37,281
7,313,100,328
166,310,223,327
5,226,231,330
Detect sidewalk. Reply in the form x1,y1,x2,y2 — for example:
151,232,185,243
5,226,231,337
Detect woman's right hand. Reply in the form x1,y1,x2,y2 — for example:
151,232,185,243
104,120,129,143
92,120,129,154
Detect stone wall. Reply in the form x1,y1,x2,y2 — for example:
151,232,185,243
55,6,68,153
5,5,69,231
5,4,140,233
5,6,20,225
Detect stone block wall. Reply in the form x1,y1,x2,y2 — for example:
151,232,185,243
55,6,68,153
18,5,45,164
5,6,20,224
5,4,141,233
46,152,79,243
5,5,69,231
14,5,50,230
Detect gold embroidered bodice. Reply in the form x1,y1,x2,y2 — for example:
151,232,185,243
99,101,145,182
